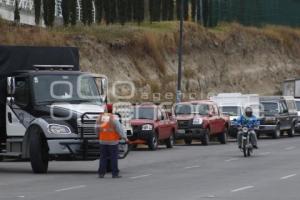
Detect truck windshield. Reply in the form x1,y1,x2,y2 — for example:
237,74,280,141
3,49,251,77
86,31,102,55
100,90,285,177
175,104,209,115
33,75,102,105
296,101,300,111
133,107,155,120
261,102,279,116
221,106,241,116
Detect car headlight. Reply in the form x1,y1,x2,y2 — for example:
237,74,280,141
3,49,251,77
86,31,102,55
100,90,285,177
48,124,71,135
142,124,153,131
193,118,203,125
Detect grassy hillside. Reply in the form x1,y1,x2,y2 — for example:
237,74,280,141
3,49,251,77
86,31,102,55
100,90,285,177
1,18,300,102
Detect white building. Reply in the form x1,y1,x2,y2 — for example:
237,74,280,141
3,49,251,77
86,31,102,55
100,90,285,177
0,0,96,26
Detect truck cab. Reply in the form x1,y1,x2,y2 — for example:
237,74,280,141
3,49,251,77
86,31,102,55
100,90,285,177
0,46,129,174
258,96,298,139
174,101,229,145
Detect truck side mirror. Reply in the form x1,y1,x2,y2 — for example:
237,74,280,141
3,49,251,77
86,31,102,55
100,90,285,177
7,77,16,95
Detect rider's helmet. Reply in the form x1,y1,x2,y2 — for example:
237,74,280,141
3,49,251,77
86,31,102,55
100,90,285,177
245,107,253,118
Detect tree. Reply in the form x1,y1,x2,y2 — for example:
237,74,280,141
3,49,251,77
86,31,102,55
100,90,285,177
34,0,41,25
70,0,77,25
118,0,127,25
14,0,20,23
168,0,174,20
191,0,196,21
150,0,161,21
110,0,117,24
61,0,70,26
162,0,168,20
103,0,110,24
184,0,189,20
95,0,103,24
126,0,133,22
133,0,144,24
43,0,55,27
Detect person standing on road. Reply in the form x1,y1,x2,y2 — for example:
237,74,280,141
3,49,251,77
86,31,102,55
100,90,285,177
96,106,127,178
236,107,259,149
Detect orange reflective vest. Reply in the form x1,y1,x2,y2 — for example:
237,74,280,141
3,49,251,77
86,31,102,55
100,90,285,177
98,114,120,142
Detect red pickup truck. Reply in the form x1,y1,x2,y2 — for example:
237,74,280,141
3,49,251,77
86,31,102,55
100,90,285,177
174,100,229,145
129,104,177,150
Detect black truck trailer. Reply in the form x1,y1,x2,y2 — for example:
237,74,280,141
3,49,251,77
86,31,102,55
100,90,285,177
0,45,130,173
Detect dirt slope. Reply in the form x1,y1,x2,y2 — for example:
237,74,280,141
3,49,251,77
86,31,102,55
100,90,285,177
1,19,300,102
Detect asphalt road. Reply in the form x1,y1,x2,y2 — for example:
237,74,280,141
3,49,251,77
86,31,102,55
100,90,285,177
1,136,300,200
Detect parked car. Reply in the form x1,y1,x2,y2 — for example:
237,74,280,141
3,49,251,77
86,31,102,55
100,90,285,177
129,104,177,150
258,96,298,138
174,101,229,145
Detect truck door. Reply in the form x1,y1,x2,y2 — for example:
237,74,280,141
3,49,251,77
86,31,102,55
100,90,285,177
6,77,31,136
157,109,168,139
279,101,289,130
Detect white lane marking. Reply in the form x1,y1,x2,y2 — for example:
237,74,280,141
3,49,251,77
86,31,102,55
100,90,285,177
16,196,25,198
55,185,86,192
225,158,239,162
285,146,296,151
231,186,254,193
130,174,152,179
184,165,200,169
259,152,271,156
280,174,297,180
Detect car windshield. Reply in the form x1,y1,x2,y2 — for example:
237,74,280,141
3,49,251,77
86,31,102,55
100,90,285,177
221,106,241,116
296,101,300,111
261,102,279,116
33,74,102,105
133,107,155,120
175,104,209,115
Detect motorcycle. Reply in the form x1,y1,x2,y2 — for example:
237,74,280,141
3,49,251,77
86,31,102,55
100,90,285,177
239,126,255,157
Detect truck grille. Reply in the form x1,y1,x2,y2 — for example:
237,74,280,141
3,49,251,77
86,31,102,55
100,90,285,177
177,120,191,129
78,119,97,138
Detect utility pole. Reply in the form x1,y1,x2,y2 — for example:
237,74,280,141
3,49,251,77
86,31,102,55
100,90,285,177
176,0,184,103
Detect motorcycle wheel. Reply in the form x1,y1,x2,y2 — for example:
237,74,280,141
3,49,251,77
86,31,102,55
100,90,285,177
243,145,247,157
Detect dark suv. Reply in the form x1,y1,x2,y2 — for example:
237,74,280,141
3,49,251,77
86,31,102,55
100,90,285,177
258,96,298,139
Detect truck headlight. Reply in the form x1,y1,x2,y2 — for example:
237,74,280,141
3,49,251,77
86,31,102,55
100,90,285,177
193,118,203,125
48,124,71,135
142,124,153,131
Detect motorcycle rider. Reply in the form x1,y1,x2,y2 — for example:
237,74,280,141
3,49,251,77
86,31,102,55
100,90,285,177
236,107,259,149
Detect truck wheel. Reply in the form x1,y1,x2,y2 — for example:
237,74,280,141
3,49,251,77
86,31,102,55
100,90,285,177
184,138,192,145
272,125,281,139
0,156,3,161
218,128,228,144
165,134,175,148
148,133,158,151
201,130,210,146
29,130,49,174
288,124,295,137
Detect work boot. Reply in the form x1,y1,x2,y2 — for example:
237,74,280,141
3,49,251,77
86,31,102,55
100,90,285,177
253,145,258,149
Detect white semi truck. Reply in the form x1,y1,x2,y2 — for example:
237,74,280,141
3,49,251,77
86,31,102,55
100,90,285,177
0,46,129,173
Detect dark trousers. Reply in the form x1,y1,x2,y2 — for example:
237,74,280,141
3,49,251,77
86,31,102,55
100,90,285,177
98,144,119,177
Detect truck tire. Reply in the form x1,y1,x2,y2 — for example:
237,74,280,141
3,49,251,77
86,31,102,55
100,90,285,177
201,130,210,146
184,138,192,145
29,130,49,174
148,133,158,151
165,134,175,148
288,123,295,137
218,128,228,144
272,125,281,139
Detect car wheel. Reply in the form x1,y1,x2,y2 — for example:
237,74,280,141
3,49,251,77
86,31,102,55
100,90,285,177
218,128,228,144
184,138,192,145
272,125,281,139
288,124,295,137
29,128,49,174
202,130,210,146
148,133,158,151
165,134,175,148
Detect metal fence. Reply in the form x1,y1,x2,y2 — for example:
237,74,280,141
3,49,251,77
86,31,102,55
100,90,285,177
204,0,300,27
